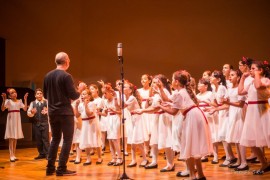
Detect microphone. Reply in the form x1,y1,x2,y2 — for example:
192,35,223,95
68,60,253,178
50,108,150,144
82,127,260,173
117,43,122,60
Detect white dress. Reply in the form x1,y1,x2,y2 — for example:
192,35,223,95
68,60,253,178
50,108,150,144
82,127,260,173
79,101,101,149
169,90,184,152
4,99,25,139
154,88,173,150
138,88,153,137
225,87,246,143
93,97,107,132
173,88,212,159
104,99,121,140
240,78,270,147
126,95,147,144
71,100,81,144
197,91,219,143
214,85,229,141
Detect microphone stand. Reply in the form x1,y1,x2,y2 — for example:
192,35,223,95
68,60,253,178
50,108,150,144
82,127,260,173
118,56,132,180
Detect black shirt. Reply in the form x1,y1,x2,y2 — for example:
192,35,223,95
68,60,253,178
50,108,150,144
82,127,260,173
43,69,80,116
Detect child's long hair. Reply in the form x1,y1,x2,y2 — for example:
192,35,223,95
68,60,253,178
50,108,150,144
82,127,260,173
154,74,171,94
125,81,142,108
241,57,254,69
83,88,94,101
212,70,227,88
198,78,212,91
173,70,198,105
230,69,242,83
252,60,270,79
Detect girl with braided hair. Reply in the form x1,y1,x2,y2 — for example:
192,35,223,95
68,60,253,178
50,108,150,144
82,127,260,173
158,70,212,180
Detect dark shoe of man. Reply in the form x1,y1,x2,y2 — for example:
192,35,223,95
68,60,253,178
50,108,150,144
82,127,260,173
46,168,56,176
34,155,46,160
56,169,77,176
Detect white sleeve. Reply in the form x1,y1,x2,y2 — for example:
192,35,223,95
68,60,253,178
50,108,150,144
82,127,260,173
27,102,34,117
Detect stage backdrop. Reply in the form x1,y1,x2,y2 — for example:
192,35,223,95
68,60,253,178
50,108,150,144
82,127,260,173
0,0,269,89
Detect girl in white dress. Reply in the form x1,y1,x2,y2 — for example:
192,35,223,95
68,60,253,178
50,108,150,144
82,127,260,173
89,84,107,155
238,57,258,164
1,88,28,162
75,89,102,165
212,70,246,169
123,81,148,167
70,81,87,164
135,74,174,172
210,70,237,166
158,70,212,180
239,61,270,175
99,84,122,166
137,74,152,155
197,78,219,163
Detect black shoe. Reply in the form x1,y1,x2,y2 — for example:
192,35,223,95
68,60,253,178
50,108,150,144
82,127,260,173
145,164,158,169
14,158,19,161
56,169,77,176
211,160,219,164
221,155,226,160
251,158,260,164
197,176,207,180
253,165,270,175
219,163,229,167
96,159,103,165
228,164,240,168
46,168,56,176
176,171,190,177
69,159,75,162
107,161,115,166
34,155,46,160
246,157,257,162
201,157,209,162
160,165,175,172
127,162,137,167
10,159,15,162
114,161,123,166
139,160,149,167
234,165,249,171
90,151,95,155
229,158,238,164
83,162,92,166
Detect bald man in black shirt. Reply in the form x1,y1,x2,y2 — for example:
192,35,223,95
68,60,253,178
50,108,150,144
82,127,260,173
44,52,81,176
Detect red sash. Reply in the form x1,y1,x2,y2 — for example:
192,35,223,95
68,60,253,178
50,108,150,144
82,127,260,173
8,110,20,113
82,116,95,121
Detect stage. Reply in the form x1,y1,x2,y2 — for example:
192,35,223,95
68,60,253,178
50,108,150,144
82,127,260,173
0,144,269,179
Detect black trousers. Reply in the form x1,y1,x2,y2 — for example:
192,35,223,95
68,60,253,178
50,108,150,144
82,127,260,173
34,123,50,156
47,115,74,171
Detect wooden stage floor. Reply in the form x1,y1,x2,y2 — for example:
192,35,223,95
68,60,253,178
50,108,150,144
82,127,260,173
0,144,270,180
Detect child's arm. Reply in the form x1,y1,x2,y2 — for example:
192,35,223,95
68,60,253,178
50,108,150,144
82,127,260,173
85,100,94,117
74,100,81,118
22,93,29,111
238,72,249,95
1,93,7,111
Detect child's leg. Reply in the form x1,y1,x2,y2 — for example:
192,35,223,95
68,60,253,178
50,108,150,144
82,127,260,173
96,147,102,162
9,139,14,160
194,158,205,178
212,142,219,162
124,137,128,155
113,139,122,163
163,147,174,169
13,139,17,158
148,144,158,166
186,157,196,179
138,143,148,165
130,144,137,164
75,143,81,162
85,148,91,163
101,131,106,151
108,140,116,162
